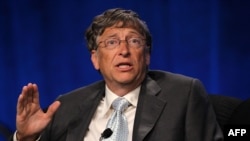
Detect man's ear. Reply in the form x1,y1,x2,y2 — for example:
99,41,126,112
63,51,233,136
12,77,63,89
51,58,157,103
91,50,100,70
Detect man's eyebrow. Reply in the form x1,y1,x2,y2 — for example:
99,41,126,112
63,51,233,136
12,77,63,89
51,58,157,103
103,33,118,38
127,30,142,36
101,30,141,39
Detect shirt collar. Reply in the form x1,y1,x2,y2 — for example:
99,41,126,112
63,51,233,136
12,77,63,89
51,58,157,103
102,85,141,117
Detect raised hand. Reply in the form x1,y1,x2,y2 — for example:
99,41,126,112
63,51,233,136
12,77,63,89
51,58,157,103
16,83,60,141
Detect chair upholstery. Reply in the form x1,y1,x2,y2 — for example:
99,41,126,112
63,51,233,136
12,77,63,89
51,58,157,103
208,94,243,131
228,98,250,125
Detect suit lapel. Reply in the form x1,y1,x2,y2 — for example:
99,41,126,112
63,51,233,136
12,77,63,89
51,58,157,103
133,76,167,141
65,82,105,141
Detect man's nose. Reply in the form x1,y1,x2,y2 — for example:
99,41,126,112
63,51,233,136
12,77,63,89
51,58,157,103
118,40,130,57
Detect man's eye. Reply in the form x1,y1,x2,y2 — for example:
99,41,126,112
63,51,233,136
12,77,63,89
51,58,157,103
130,38,141,44
106,39,118,45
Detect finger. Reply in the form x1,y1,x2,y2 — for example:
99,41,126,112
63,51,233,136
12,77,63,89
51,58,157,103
17,83,36,115
46,101,61,118
31,83,40,105
27,83,34,103
17,92,24,115
17,85,29,115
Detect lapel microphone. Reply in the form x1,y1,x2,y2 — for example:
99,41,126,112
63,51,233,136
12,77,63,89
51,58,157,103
99,128,113,140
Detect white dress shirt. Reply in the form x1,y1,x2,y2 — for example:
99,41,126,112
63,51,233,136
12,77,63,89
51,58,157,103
84,85,140,141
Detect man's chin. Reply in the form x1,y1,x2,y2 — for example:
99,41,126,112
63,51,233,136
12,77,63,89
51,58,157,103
115,76,142,86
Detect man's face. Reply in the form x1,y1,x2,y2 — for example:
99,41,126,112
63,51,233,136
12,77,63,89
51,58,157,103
91,27,150,90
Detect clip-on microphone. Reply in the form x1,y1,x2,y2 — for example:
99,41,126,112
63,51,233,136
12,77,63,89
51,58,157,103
99,128,113,141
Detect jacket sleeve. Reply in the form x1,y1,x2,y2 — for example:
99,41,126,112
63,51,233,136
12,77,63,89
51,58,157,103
185,79,224,141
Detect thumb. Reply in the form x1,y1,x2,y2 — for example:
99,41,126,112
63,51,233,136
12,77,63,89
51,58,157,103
46,101,61,117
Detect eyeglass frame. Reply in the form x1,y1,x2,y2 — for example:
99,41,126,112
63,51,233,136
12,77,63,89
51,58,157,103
97,37,147,50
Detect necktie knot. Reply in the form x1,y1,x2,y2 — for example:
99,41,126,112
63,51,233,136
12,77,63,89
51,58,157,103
112,97,129,112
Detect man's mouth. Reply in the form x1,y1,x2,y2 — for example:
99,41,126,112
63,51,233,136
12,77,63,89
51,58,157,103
116,63,132,70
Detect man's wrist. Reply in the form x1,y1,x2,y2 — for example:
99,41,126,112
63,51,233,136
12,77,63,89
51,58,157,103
14,130,41,141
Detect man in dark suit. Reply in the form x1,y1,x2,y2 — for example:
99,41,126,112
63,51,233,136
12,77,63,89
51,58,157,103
12,8,223,141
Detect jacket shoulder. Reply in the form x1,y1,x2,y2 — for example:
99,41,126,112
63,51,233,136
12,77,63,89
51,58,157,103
147,70,205,96
148,70,196,83
57,80,105,103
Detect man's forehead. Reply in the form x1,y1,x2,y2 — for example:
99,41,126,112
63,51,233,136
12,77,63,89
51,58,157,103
100,27,140,37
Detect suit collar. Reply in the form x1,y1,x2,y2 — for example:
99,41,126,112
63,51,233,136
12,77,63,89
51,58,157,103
133,75,167,141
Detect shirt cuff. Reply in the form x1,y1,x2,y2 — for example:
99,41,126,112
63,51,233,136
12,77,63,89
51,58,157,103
13,130,41,141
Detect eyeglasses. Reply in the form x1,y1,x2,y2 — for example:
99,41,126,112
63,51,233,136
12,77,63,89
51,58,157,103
98,37,146,49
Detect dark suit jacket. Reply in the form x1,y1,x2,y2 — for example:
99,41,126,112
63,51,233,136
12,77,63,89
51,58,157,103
15,70,224,141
